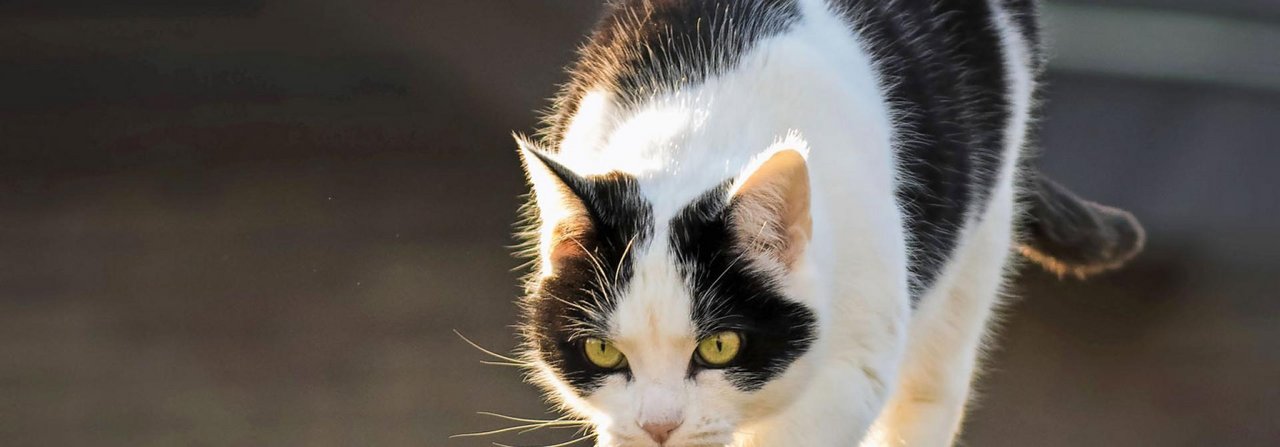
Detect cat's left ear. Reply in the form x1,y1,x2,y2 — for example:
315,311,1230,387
728,148,812,270
515,137,595,271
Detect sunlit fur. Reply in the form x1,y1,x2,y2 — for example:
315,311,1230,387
514,0,1037,445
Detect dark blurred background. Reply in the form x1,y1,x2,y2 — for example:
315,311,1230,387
1,1,1277,446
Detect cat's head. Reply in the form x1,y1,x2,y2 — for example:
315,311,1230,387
514,139,821,446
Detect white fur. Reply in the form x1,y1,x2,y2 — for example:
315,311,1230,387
529,0,1033,445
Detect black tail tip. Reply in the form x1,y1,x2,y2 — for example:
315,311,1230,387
1020,174,1146,279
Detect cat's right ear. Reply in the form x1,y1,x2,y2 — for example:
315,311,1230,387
727,147,812,270
516,137,594,272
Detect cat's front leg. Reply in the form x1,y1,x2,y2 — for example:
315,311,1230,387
738,292,912,446
860,306,985,447
862,186,1016,447
751,364,902,446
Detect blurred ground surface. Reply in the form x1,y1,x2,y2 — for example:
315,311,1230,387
1,1,1278,446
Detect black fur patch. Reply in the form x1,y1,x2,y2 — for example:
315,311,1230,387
669,184,817,392
521,153,653,393
835,0,1023,299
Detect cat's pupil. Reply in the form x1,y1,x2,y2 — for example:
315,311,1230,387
715,339,723,351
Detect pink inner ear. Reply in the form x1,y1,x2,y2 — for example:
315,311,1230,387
548,217,594,266
730,149,812,269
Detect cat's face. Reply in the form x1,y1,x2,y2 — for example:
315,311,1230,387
516,144,819,446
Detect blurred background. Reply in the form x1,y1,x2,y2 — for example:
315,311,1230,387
1,0,1277,445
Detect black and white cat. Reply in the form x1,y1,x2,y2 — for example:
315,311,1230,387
510,0,1143,445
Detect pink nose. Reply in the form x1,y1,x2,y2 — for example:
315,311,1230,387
640,420,681,444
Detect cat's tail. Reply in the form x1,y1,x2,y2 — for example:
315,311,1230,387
1019,172,1146,278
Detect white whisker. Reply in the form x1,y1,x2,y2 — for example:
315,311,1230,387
454,330,527,365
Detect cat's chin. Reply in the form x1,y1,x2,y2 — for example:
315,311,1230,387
595,431,735,447
597,441,734,447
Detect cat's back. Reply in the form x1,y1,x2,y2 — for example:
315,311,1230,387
539,0,1039,144
536,0,1041,292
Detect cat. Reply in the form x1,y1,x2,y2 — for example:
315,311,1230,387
508,0,1144,445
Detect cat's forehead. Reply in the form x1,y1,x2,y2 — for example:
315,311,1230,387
609,244,698,342
608,182,732,340
602,182,726,340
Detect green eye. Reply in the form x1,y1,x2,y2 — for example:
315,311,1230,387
583,337,627,369
695,331,743,367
